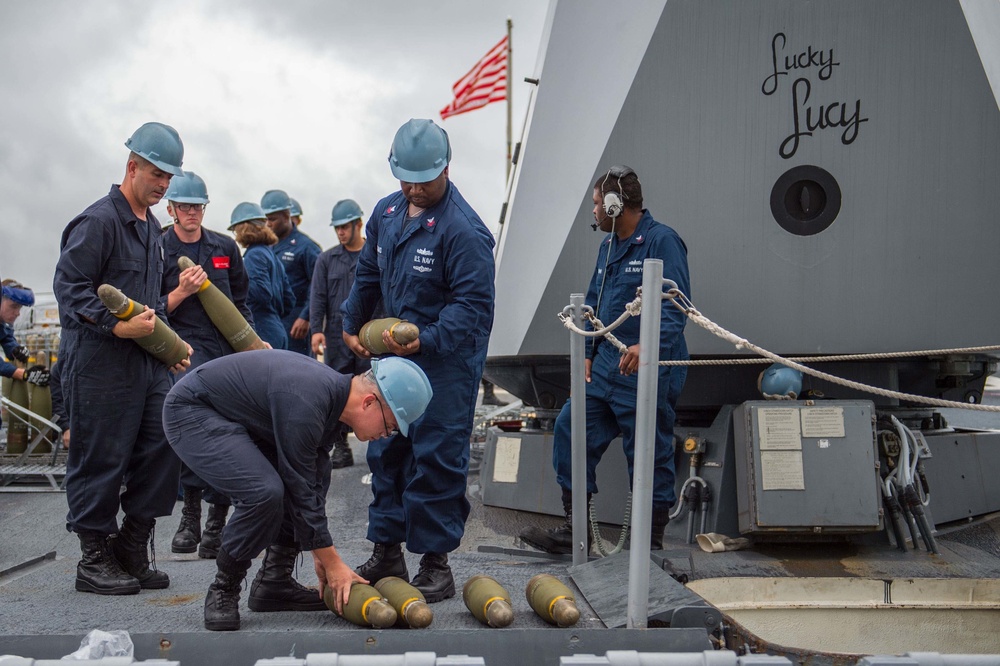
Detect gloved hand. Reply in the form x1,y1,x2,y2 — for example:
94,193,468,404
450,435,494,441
24,365,50,387
10,345,29,363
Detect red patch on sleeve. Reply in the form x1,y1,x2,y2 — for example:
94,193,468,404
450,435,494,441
212,256,230,269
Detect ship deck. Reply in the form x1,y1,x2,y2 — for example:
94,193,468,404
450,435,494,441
1,392,999,665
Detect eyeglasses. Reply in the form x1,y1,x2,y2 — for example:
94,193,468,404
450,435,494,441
175,203,206,213
373,394,399,438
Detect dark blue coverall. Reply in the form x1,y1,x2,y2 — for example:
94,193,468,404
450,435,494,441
244,244,294,350
162,350,348,561
53,185,181,535
161,225,254,504
310,245,372,448
341,182,495,554
552,210,690,510
1,323,21,379
273,227,320,356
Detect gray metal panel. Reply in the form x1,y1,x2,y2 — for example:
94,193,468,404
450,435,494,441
921,430,1000,523
734,401,882,534
490,0,669,358
480,428,633,525
496,0,1000,358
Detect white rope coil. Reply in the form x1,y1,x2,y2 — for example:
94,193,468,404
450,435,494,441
557,289,1000,413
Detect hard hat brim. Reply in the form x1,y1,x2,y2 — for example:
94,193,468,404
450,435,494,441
331,217,362,228
227,219,266,231
389,162,446,184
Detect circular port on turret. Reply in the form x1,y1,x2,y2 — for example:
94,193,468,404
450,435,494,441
769,165,841,236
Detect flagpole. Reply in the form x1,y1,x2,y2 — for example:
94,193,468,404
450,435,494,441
506,17,513,182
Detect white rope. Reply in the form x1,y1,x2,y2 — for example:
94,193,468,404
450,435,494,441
556,289,1000,413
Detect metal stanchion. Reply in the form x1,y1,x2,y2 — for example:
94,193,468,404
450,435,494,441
626,259,663,628
569,293,589,567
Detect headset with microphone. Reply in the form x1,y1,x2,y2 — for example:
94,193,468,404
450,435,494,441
591,165,635,229
592,165,638,322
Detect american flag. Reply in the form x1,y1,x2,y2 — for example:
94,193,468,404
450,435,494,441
440,35,508,120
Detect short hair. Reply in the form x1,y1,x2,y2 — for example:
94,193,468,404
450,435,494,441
233,222,278,248
127,151,155,171
594,166,643,211
360,370,384,399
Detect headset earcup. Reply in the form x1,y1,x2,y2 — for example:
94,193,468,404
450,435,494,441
604,192,623,218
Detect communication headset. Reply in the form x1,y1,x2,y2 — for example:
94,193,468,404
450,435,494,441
602,165,635,219
592,165,638,328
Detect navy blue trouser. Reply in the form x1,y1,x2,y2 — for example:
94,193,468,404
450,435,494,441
169,344,231,506
365,341,487,554
62,332,181,535
163,391,298,561
552,349,684,510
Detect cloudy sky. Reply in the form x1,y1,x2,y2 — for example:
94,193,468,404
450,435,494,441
0,1,548,297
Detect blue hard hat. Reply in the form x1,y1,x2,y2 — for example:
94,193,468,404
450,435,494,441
124,122,184,176
290,198,303,217
388,119,451,183
2,284,34,307
165,170,209,204
758,363,803,400
331,199,364,227
261,189,293,215
228,202,268,230
370,357,433,437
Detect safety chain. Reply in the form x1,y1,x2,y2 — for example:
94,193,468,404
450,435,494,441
557,289,1000,412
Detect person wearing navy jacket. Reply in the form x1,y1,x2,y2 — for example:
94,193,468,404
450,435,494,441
53,122,190,596
229,202,295,350
163,351,433,631
310,198,376,470
261,189,321,356
341,119,495,602
161,171,253,561
520,166,690,555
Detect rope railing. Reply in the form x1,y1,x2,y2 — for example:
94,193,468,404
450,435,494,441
557,287,1000,413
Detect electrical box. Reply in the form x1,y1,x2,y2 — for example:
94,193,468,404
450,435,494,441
733,400,882,537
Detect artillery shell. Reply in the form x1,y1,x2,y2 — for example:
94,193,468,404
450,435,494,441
177,256,266,352
463,575,514,628
375,576,434,628
325,583,397,628
358,317,420,355
526,573,580,627
97,284,190,366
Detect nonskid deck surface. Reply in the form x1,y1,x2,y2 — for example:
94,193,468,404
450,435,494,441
2,392,999,663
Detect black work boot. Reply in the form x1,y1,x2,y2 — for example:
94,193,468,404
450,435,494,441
330,441,354,469
205,548,250,631
248,544,326,612
110,516,169,589
355,543,408,584
75,531,140,595
410,552,455,603
650,508,671,551
199,503,229,559
172,487,202,554
519,490,592,555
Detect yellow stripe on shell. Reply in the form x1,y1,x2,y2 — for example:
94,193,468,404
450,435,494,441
547,595,570,619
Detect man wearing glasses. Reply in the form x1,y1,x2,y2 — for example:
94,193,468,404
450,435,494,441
162,350,432,631
160,170,253,566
